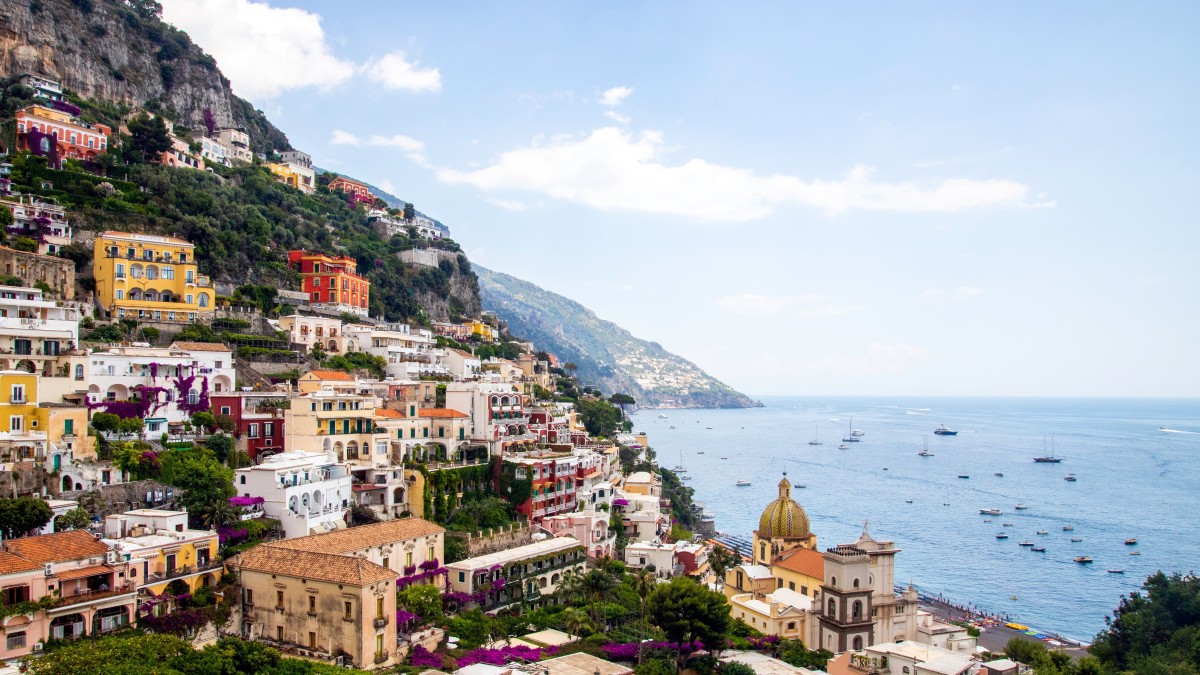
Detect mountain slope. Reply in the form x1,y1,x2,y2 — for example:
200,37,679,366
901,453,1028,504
476,266,759,409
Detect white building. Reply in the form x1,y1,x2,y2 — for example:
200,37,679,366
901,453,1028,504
103,509,221,589
341,322,446,380
198,136,231,167
214,128,252,163
0,285,87,400
277,314,344,352
233,451,352,539
842,641,979,675
624,540,679,579
442,349,482,380
445,536,587,610
0,196,72,254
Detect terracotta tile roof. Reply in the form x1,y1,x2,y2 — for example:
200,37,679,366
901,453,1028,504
233,545,394,586
418,408,468,419
0,550,40,576
172,341,233,352
374,408,405,419
266,518,444,556
2,530,110,565
53,564,113,581
772,546,824,579
305,370,355,382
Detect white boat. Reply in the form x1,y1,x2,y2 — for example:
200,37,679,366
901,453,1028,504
679,475,691,481
851,429,865,437
736,480,752,486
808,424,823,446
1019,541,1035,547
658,413,668,418
1064,473,1077,482
838,444,849,450
1015,503,1028,510
1037,530,1049,535
980,508,1002,516
842,417,861,442
918,436,934,457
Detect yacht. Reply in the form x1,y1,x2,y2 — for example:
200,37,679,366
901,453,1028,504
995,533,1009,539
1015,503,1028,510
1107,569,1125,574
1063,525,1075,532
979,508,1002,516
1130,551,1141,556
1125,538,1138,545
851,429,865,437
934,424,958,436
1002,522,1014,527
1019,541,1035,547
1064,473,1077,482
918,436,934,457
736,480,751,486
808,425,823,446
1073,556,1094,564
1037,530,1049,535
1031,546,1046,552
1033,456,1063,463
842,418,861,443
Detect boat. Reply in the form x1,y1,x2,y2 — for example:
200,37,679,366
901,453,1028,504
1107,569,1125,574
1064,473,1077,482
736,480,751,486
905,500,913,504
679,475,691,481
720,457,728,460
673,466,686,471
706,427,713,430
1031,546,1046,552
995,472,1005,477
958,474,970,479
1125,538,1138,545
1015,503,1028,510
851,429,865,437
842,418,861,443
697,451,704,455
796,484,807,489
701,512,715,523
1130,551,1141,556
1158,426,1168,432
1063,525,1075,531
934,424,958,436
1002,522,1014,527
808,424,823,446
658,413,668,418
669,426,676,429
674,449,687,474
1037,530,1049,535
1019,541,1034,547
1074,556,1094,564
918,436,934,457
983,519,992,523
996,533,1009,539
980,508,1002,516
838,444,849,450
1071,537,1083,542
1033,456,1063,463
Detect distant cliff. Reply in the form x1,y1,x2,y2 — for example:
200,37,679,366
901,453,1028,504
0,0,289,152
476,266,760,409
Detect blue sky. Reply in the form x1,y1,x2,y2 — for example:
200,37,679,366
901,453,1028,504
161,1,1200,397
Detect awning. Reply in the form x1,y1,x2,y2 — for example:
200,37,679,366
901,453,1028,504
54,564,113,581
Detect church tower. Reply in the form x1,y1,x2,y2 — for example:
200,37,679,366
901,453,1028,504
817,544,875,653
751,474,817,565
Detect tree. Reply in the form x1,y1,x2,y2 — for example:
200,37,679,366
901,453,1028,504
722,663,756,675
160,449,236,528
708,545,739,591
1091,571,1200,673
91,412,120,435
201,433,235,464
560,607,594,637
190,411,217,433
629,569,657,662
403,202,415,221
0,497,54,539
397,584,443,626
349,503,381,526
126,113,172,163
56,507,92,531
647,577,730,659
117,416,146,436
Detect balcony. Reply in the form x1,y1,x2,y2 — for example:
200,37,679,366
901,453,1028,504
144,559,223,584
53,583,137,609
373,616,388,629
374,650,389,664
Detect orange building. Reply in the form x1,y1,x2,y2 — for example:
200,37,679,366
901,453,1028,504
15,105,111,169
287,250,370,317
327,175,374,205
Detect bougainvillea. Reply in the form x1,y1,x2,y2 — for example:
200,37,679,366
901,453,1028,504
408,645,447,669
174,375,211,415
396,609,419,628
602,641,706,662
229,496,264,507
217,526,249,544
457,645,557,667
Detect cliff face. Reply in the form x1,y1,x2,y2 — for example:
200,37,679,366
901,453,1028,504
476,265,760,409
0,0,288,151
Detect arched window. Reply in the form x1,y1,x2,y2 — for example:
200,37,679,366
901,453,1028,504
853,600,863,619
760,542,767,561
130,264,143,278
188,389,200,405
831,576,837,587
198,293,209,308
145,265,158,280
903,668,910,674
853,578,860,589
852,636,863,651
239,476,246,484
74,364,83,380
827,599,836,617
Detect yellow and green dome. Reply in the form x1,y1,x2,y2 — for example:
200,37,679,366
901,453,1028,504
758,474,811,539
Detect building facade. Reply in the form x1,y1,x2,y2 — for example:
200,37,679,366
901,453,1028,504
287,250,370,318
92,231,214,323
14,105,110,169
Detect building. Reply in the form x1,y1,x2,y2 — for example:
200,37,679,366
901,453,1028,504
232,544,397,670
264,517,444,582
17,73,64,101
542,511,614,559
279,150,312,168
819,524,919,649
14,105,110,169
214,128,252,163
827,641,979,675
285,382,388,464
721,651,825,675
0,246,75,299
445,537,587,611
915,610,978,653
728,587,816,643
0,371,89,485
1,196,72,255
233,451,352,539
624,540,679,579
535,652,634,675
278,314,345,353
0,530,138,653
92,231,214,323
327,176,374,206
268,161,316,194
505,449,580,522
103,508,221,595
0,284,87,394
287,250,370,317
211,391,288,461
161,134,203,170
771,546,824,599
198,136,231,166
754,474,817,566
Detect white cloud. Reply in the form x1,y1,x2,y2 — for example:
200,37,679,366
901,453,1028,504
438,127,1041,221
329,129,430,167
330,129,361,146
806,342,929,375
713,293,862,318
486,198,528,211
161,0,356,99
599,86,634,106
604,110,631,125
924,286,984,300
378,179,396,194
362,51,441,92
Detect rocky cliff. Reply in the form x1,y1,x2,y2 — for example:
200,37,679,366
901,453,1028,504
0,0,288,151
477,265,760,409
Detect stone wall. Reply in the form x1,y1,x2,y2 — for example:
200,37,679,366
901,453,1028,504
447,520,534,558
71,479,179,519
0,245,75,298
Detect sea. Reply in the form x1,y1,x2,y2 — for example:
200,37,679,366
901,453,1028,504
631,396,1200,643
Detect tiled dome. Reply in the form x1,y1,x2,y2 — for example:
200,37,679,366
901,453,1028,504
758,474,811,539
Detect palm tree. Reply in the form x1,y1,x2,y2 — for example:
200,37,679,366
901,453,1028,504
581,569,614,627
629,568,657,663
560,607,593,638
709,545,739,591
198,499,240,530
555,567,584,604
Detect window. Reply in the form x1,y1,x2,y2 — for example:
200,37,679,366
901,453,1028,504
220,406,231,415
428,545,435,561
801,585,808,595
186,294,194,304
786,622,796,630
308,596,316,613
163,266,174,279
827,599,836,617
64,419,74,435
276,626,283,641
309,631,316,648
276,590,284,608
239,475,246,485
188,390,200,405
245,589,254,605
11,384,25,403
375,597,384,619
248,424,259,438
186,270,194,283
6,632,26,650
10,416,23,432
406,552,413,566
853,578,860,589
116,263,125,277
852,636,863,651
382,557,389,569
788,582,795,591
344,600,353,620
265,422,273,436
198,293,209,308
458,572,465,583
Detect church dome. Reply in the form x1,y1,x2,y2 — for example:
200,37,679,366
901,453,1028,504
758,474,811,539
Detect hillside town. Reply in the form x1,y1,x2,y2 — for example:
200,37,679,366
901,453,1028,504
0,69,1071,675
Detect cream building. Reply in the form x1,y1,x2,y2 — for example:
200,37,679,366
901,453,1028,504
729,587,817,644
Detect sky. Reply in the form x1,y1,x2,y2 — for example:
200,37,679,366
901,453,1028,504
159,1,1200,398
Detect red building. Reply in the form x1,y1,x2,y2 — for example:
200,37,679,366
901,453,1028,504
15,105,111,169
327,175,374,206
211,392,287,461
287,249,370,317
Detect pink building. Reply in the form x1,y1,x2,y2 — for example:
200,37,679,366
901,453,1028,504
0,531,137,660
542,512,615,559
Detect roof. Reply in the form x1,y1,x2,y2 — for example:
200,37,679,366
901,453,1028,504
3,530,109,565
418,408,468,419
759,476,811,540
267,518,444,555
374,408,405,419
773,546,824,579
919,655,974,675
233,545,394,586
766,587,814,611
53,564,113,581
520,629,578,647
738,564,774,580
720,651,821,675
171,341,232,353
304,370,355,382
0,550,40,576
536,652,633,675
446,537,582,572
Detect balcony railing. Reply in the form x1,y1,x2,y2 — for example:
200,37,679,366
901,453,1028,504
373,616,388,629
54,583,137,608
145,560,223,583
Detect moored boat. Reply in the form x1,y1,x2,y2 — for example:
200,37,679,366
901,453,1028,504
1031,546,1046,552
1019,541,1034,547
1063,525,1075,531
1037,530,1049,535
1107,568,1125,574
808,424,823,446
1074,556,1094,564
958,474,970,479
996,533,1009,539
980,508,1002,516
1033,456,1063,463
736,480,751,486
1071,537,1083,542
934,424,958,436
838,444,848,450
1064,473,1077,482
1125,538,1138,545
1014,503,1028,510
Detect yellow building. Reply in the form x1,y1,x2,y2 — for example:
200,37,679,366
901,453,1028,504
104,509,222,595
0,370,45,463
771,546,824,599
469,320,496,341
266,162,316,194
753,474,817,566
92,231,214,323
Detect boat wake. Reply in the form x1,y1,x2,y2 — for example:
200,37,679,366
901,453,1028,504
1159,427,1199,435
906,410,930,416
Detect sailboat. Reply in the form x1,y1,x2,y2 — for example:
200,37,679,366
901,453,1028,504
808,424,823,446
673,448,686,473
917,436,934,457
1034,435,1063,463
842,417,861,443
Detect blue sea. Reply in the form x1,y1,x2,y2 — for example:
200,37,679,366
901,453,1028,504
631,396,1200,643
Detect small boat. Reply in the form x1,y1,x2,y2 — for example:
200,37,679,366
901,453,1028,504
679,475,691,481
673,466,686,471
697,451,704,455
1010,595,1020,600
1124,538,1138,545
1033,456,1063,463
851,429,865,437
1063,525,1075,531
1037,530,1049,535
1031,546,1046,552
1002,522,1014,527
1015,503,1028,510
1064,473,1077,482
706,427,713,430
720,457,728,460
905,500,913,504
983,519,993,523
736,480,751,486
658,413,668,418
980,508,1002,516
996,533,1009,539
1130,551,1141,556
958,474,970,479
669,426,676,429
934,424,958,436
838,444,849,450
795,484,807,489
1071,537,1083,542
1019,541,1034,547
1074,556,1094,564
1157,426,1168,432
995,472,1005,477
1107,569,1125,574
